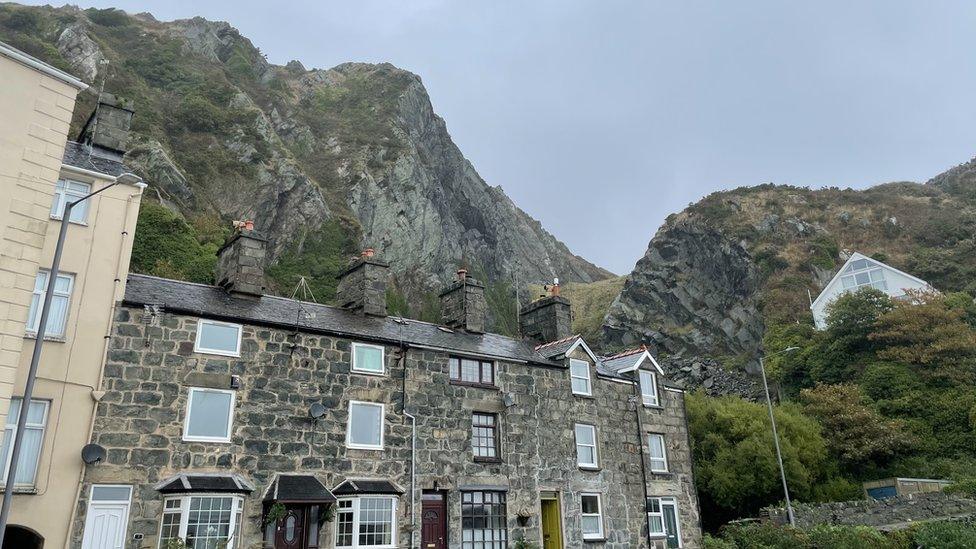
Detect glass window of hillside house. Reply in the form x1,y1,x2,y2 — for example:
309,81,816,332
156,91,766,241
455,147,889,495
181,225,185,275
194,319,242,357
648,434,668,472
640,370,659,406
840,258,888,293
183,388,235,442
50,179,91,223
575,423,598,468
347,401,384,450
581,493,604,540
461,490,507,549
158,495,244,549
450,357,494,386
647,497,682,547
472,412,499,459
335,497,397,548
570,358,592,395
352,343,385,374
0,398,49,487
26,271,74,338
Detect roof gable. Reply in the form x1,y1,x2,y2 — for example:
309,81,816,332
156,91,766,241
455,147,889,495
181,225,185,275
811,252,931,310
600,347,664,375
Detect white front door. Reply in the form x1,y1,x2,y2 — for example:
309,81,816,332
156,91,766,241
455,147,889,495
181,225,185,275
82,485,131,549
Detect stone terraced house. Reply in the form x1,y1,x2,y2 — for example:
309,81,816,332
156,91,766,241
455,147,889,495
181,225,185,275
70,229,702,549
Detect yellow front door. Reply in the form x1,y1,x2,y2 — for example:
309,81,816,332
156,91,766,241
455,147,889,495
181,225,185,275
540,497,563,549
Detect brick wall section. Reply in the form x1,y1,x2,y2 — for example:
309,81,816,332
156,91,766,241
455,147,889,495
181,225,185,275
73,306,702,548
0,55,77,426
766,492,976,530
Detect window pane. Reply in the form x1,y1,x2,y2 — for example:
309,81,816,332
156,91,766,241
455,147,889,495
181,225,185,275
354,345,383,372
92,485,132,501
461,491,507,549
186,390,232,439
648,514,664,534
461,359,480,382
855,272,870,285
570,360,589,378
649,435,665,459
450,358,460,379
575,425,594,445
350,403,382,447
581,495,600,514
582,515,601,535
197,322,240,353
186,496,235,548
571,378,590,394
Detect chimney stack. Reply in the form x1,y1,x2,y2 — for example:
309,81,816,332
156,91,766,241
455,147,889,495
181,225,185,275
439,269,486,333
215,222,267,297
519,278,572,343
336,249,389,316
78,92,134,155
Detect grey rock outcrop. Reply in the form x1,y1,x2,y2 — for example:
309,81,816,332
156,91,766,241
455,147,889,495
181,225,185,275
56,23,104,82
602,214,764,360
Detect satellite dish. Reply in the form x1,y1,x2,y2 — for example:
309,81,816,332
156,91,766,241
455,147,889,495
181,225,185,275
309,403,327,419
81,443,106,465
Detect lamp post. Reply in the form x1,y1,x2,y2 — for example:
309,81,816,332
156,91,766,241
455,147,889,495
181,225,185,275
758,346,800,527
0,174,144,545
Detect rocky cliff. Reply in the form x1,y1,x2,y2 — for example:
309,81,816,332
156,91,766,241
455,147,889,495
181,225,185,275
0,4,609,322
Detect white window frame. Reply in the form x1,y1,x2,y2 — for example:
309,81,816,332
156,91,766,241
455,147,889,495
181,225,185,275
193,319,243,357
569,358,592,396
50,178,92,224
182,388,235,443
0,398,49,488
648,433,669,473
351,342,386,375
157,494,245,549
580,493,604,540
574,423,599,469
647,497,682,546
334,495,398,549
640,370,659,406
346,401,385,450
26,271,74,339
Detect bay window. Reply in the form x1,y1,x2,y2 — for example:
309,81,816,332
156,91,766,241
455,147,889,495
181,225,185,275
158,494,244,549
335,496,397,548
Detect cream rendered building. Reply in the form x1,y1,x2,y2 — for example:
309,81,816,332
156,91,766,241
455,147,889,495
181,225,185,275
0,42,145,548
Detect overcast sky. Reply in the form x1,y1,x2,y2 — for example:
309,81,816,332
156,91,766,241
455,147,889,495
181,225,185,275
28,1,976,274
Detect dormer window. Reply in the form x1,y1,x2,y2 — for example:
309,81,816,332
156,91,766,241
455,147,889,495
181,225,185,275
570,358,592,396
639,370,659,407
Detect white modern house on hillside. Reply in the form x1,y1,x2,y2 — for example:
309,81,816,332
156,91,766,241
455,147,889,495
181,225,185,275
811,252,932,330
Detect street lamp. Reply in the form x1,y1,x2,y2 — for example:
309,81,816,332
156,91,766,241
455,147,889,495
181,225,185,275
0,174,144,545
758,346,800,527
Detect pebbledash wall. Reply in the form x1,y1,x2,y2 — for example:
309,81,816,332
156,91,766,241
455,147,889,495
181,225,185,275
70,271,701,548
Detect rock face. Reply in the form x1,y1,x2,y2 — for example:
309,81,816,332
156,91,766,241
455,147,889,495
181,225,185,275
603,214,764,360
36,9,610,300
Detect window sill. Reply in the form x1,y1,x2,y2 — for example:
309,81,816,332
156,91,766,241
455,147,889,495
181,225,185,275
450,381,498,390
642,403,664,410
193,349,242,358
23,333,66,343
649,470,673,478
183,437,232,444
583,537,607,543
572,393,596,400
50,216,88,227
474,456,502,464
351,369,386,377
0,486,37,495
578,466,602,472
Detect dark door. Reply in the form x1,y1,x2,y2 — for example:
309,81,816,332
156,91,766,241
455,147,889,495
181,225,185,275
275,507,306,549
421,491,447,549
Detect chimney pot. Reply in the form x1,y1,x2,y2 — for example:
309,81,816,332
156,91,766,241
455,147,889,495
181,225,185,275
457,268,468,281
362,248,375,258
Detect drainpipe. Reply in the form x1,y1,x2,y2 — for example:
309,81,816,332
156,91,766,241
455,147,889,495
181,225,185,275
631,376,653,549
396,337,417,548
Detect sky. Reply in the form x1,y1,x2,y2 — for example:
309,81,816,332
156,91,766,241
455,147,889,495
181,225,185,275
25,1,976,274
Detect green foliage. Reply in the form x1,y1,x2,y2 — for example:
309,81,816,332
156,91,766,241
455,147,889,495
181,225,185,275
806,235,839,270
806,524,894,549
800,384,916,475
686,392,834,529
719,522,807,548
386,287,410,318
702,534,737,549
130,202,218,283
945,479,976,498
870,289,976,365
913,521,976,549
83,8,130,27
265,220,356,304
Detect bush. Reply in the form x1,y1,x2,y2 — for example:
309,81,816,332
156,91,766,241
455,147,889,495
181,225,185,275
703,533,737,549
130,202,218,284
806,524,892,549
914,520,976,548
720,522,808,548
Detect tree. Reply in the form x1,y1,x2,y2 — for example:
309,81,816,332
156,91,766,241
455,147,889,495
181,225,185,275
800,384,917,475
870,289,976,365
686,392,834,529
808,289,894,383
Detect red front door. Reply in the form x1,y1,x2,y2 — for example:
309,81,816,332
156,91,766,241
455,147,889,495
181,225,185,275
421,491,447,549
274,507,305,549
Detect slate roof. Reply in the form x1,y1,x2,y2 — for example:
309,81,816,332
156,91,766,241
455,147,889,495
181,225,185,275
600,347,648,374
123,274,560,367
264,474,336,503
332,479,403,496
534,334,581,359
156,473,254,494
62,141,129,177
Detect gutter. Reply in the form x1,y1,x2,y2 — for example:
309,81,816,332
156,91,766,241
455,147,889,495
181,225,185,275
0,40,88,90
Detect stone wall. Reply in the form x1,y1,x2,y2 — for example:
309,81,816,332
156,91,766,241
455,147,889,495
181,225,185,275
765,492,976,530
72,305,702,548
